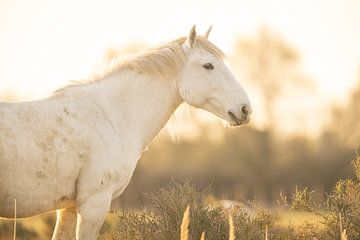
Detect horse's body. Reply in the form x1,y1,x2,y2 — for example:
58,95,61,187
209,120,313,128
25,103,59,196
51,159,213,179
0,26,251,239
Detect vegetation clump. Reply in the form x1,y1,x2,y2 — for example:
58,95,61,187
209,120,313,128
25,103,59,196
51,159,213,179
103,157,360,240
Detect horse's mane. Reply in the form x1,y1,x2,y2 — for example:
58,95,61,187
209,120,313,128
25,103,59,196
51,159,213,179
111,36,225,77
54,36,225,95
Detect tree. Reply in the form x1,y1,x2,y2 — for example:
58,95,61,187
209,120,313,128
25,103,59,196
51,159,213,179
232,27,312,131
330,73,360,149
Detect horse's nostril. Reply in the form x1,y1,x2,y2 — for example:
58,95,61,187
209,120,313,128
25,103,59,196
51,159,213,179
241,105,250,116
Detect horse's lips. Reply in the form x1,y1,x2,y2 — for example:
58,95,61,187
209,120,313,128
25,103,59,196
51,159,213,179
228,112,249,126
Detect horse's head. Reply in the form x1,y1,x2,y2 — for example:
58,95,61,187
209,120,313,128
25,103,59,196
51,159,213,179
178,26,252,126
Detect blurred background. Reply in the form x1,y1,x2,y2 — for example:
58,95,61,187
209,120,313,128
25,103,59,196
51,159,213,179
1,0,360,210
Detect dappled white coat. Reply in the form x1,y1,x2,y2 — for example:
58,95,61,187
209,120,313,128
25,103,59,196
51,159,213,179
0,26,251,240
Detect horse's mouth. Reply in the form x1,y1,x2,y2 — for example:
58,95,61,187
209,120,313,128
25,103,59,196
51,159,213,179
228,111,249,126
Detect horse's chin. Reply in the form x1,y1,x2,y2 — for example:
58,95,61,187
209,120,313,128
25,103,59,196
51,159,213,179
228,118,250,127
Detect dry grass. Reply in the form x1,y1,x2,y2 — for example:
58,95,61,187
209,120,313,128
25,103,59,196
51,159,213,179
178,206,350,240
339,213,348,240
13,199,16,240
228,215,235,240
264,225,268,240
180,205,190,240
100,171,360,240
5,157,360,239
178,206,273,240
276,211,323,227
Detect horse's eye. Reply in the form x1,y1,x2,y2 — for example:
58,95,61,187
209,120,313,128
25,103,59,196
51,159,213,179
203,63,214,70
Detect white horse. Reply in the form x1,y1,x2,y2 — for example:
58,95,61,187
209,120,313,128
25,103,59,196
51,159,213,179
0,26,251,239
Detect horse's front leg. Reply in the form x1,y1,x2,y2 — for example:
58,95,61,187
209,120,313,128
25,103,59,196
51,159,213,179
52,208,77,240
76,192,112,240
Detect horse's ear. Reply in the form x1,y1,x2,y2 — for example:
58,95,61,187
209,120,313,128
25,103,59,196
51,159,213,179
204,26,212,39
186,25,197,48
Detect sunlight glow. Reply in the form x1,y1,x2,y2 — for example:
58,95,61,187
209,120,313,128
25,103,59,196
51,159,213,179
0,0,359,136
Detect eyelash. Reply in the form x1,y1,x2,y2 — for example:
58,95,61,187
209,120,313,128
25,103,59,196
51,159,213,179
203,63,214,70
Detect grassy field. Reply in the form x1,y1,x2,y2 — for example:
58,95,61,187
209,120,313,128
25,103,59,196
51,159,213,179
1,157,359,239
0,209,323,239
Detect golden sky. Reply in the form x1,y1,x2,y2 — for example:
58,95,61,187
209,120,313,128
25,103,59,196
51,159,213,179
0,0,359,134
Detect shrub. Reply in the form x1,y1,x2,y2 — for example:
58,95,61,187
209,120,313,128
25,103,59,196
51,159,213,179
102,157,360,239
281,156,360,239
103,181,274,240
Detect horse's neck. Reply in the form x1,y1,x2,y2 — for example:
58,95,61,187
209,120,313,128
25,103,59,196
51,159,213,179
95,71,182,151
